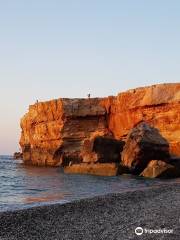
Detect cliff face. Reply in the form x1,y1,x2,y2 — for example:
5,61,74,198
102,83,180,156
20,83,180,168
20,98,109,166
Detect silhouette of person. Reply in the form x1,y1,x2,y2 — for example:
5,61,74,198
36,100,39,111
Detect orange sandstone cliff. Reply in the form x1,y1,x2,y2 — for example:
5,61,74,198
20,83,180,170
20,98,110,166
102,83,180,156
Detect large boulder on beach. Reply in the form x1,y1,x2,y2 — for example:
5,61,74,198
140,160,180,178
121,122,170,174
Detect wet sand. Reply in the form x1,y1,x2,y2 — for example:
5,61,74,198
0,183,179,240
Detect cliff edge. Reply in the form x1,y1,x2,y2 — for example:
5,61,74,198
20,83,180,175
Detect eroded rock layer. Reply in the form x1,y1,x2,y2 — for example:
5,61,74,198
20,83,180,171
20,98,109,166
101,83,180,156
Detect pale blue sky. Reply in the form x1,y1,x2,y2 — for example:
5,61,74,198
0,0,180,154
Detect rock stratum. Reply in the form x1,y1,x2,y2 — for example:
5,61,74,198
20,83,180,177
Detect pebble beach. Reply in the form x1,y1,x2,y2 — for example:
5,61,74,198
0,183,179,240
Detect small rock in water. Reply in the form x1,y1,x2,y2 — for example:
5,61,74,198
13,152,23,159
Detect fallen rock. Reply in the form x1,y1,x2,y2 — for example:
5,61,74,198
140,160,180,178
64,163,119,176
13,152,23,159
121,122,170,174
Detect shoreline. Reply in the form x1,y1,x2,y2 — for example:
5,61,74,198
0,183,179,239
0,180,179,213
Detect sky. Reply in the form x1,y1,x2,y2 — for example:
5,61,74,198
0,0,180,154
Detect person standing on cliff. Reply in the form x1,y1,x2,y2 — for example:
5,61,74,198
36,100,39,112
87,94,91,110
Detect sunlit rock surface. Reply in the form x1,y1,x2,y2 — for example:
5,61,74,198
20,83,180,176
101,83,180,156
20,98,109,166
64,163,119,176
140,160,180,178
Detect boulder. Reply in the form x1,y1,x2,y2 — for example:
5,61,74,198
13,152,23,159
121,122,170,174
64,163,119,176
140,160,180,178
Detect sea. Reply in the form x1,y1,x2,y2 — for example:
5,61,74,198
0,155,179,212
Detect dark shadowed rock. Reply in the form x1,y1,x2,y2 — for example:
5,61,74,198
140,160,180,178
169,155,180,169
121,122,170,174
93,136,125,162
13,152,23,159
81,135,125,164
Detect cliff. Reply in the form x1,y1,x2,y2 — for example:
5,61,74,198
20,98,110,166
20,83,180,173
102,83,180,156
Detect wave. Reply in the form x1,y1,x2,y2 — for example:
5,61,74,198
0,155,13,160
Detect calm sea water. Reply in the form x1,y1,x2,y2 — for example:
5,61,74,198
0,155,179,212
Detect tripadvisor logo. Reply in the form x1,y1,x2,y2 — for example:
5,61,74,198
135,227,143,235
135,227,173,235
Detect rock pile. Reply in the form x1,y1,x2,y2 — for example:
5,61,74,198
121,122,180,178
